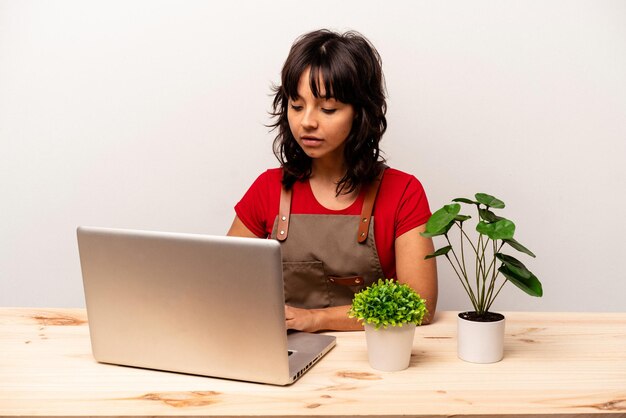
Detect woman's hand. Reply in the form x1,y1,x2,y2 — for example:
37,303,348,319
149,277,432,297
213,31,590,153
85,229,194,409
285,305,321,332
285,305,363,332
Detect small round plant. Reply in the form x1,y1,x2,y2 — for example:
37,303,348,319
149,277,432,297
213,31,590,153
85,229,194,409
349,279,428,329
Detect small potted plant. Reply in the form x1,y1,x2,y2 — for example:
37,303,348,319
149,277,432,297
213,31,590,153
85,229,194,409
348,279,428,371
421,193,543,363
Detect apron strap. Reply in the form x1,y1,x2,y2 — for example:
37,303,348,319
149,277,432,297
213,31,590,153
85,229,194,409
357,168,386,243
276,186,292,242
277,167,386,243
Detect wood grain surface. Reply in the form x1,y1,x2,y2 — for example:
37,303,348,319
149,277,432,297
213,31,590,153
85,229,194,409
0,308,624,417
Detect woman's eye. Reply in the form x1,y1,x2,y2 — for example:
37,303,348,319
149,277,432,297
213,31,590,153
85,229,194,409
321,108,337,114
290,104,303,111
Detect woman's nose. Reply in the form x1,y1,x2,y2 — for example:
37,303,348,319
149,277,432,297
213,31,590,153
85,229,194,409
301,109,318,130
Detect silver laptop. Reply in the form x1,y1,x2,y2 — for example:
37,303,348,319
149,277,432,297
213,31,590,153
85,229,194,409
77,226,336,385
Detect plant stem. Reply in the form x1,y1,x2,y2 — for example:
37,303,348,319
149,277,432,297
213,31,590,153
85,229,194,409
486,275,507,312
476,233,483,313
460,221,466,288
484,241,506,307
445,232,471,283
445,229,479,311
459,227,480,255
479,236,491,313
484,241,504,281
486,239,497,310
455,224,481,312
444,254,479,311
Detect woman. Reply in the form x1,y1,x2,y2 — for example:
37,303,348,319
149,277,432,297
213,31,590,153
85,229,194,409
228,29,437,332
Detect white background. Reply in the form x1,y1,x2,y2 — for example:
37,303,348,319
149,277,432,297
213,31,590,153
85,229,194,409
1,0,625,312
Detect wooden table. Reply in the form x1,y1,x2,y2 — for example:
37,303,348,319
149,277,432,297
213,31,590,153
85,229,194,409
1,308,625,417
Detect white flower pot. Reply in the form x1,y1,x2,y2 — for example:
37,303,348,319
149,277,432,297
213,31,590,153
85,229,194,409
364,323,416,371
457,311,505,364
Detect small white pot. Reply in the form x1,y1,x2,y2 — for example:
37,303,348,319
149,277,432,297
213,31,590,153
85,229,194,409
364,323,416,371
457,312,505,364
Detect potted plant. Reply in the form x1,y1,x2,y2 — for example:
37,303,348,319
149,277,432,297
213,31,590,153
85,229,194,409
348,279,428,371
421,193,543,363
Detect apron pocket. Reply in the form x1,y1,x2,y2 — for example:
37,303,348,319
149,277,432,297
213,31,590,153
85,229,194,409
282,261,330,309
327,276,368,307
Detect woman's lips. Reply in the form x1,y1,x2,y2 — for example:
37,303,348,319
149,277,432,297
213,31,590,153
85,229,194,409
301,137,323,147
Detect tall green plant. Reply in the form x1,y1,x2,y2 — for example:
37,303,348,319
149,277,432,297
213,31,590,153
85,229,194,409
421,193,542,316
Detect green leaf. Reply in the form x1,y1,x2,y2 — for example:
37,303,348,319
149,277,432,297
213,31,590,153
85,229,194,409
455,215,472,222
420,221,454,238
348,279,428,329
503,238,536,258
495,253,532,279
425,245,452,260
476,219,516,240
422,204,460,235
498,265,543,297
452,197,477,205
475,193,505,209
479,208,503,223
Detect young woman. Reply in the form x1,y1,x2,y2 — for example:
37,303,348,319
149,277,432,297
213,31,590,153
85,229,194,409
228,29,437,332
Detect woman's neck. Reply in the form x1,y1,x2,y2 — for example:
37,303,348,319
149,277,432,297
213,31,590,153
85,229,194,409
310,157,347,186
309,159,359,210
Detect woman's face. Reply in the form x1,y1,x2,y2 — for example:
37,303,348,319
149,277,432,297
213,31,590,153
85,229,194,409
287,67,355,166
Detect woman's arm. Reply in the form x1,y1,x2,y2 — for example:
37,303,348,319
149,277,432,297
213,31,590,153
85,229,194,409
227,216,260,238
395,223,438,324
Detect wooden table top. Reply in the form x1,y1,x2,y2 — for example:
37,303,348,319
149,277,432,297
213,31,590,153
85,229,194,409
1,308,625,417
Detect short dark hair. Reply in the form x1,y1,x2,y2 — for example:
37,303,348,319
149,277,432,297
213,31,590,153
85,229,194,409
270,29,387,194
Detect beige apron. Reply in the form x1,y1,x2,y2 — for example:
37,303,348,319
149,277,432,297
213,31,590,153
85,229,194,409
270,170,386,309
